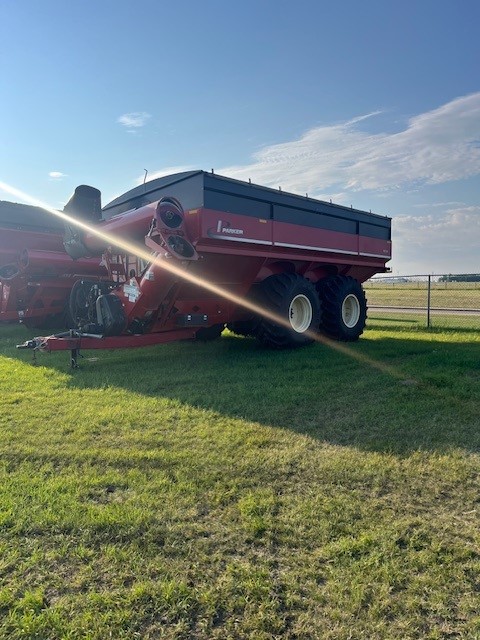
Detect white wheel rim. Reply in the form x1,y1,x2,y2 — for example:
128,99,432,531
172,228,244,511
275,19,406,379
289,294,313,333
342,294,361,328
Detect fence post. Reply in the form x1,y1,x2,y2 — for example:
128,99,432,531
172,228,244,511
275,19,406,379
427,275,431,328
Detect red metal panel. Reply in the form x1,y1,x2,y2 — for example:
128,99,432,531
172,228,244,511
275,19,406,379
358,237,392,259
80,203,157,254
273,220,359,255
0,228,64,267
21,250,105,276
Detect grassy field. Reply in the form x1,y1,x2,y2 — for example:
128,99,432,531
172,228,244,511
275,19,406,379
368,311,480,331
364,282,480,309
1,320,480,639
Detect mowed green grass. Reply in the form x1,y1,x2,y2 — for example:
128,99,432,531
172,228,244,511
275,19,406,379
364,282,480,309
1,320,480,639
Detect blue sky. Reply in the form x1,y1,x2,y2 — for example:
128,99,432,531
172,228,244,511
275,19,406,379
1,0,479,274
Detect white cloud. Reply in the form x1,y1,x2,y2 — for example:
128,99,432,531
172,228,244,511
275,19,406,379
394,205,480,238
219,93,480,196
412,201,465,209
117,112,151,129
392,205,480,273
48,171,67,180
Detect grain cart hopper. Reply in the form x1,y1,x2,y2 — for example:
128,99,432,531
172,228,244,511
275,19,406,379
0,200,66,267
17,171,391,364
0,188,107,327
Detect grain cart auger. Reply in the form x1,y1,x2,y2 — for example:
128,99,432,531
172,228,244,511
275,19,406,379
16,170,392,367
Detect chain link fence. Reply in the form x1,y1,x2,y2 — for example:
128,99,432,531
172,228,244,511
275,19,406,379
364,274,480,329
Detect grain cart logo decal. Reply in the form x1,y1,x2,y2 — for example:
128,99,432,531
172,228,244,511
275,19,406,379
208,220,245,239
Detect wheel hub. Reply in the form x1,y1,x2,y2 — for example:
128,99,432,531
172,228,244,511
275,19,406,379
289,294,313,333
342,294,360,328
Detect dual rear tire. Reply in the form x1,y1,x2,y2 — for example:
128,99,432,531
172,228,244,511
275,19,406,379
256,273,321,348
228,273,367,348
317,275,367,341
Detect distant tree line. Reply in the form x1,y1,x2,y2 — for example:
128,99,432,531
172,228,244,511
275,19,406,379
439,274,480,282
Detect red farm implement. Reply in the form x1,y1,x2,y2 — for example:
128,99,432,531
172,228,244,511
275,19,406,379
16,171,391,365
1,189,107,327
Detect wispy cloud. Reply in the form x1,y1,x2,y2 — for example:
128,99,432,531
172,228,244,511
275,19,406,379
48,171,67,180
117,112,151,129
392,205,480,273
412,201,465,209
394,206,480,235
220,93,480,196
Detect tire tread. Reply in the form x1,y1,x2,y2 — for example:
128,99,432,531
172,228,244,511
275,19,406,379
256,273,320,349
317,275,367,341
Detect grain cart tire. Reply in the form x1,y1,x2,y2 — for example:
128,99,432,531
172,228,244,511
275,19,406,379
256,273,320,348
195,323,224,341
317,275,367,341
63,301,76,329
69,279,96,326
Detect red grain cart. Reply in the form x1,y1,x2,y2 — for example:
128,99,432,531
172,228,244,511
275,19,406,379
0,191,107,327
18,171,391,364
0,200,66,267
0,249,107,328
